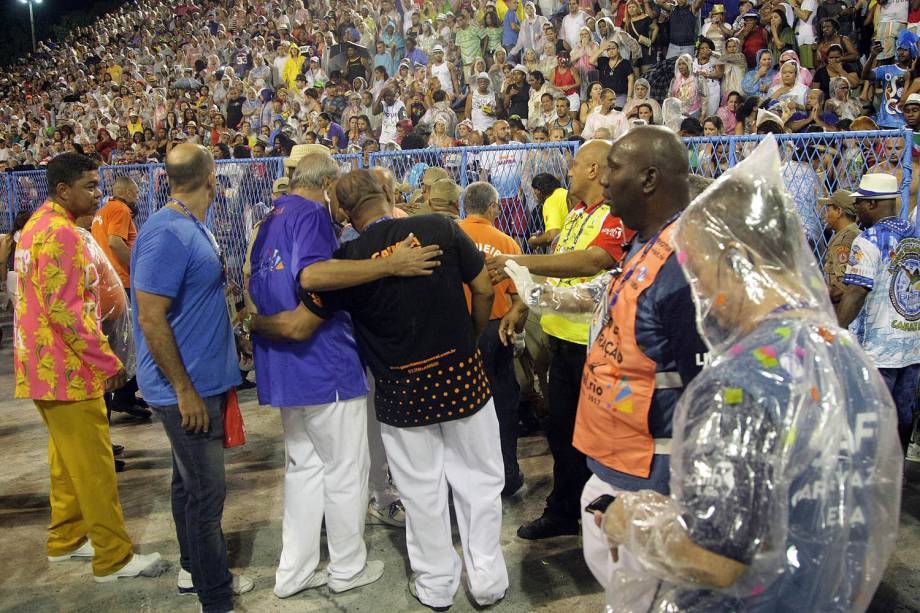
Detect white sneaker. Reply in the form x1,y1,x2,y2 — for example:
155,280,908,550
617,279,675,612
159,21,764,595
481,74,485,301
907,442,920,463
232,574,254,595
367,500,406,528
328,560,384,593
48,540,94,562
177,568,254,595
409,576,452,612
94,552,163,583
273,569,328,598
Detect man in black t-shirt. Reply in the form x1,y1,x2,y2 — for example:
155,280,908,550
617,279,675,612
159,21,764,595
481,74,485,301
250,170,509,612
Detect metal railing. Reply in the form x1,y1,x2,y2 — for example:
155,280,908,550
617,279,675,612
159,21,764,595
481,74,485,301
1,132,914,284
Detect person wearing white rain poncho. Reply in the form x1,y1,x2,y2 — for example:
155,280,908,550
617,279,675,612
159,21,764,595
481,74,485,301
589,136,902,612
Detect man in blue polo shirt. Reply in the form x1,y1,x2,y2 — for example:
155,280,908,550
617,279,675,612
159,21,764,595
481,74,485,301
133,144,252,613
243,147,442,599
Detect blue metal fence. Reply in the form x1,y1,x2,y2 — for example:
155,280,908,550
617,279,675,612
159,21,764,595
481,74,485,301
684,129,914,263
1,132,914,281
369,142,578,246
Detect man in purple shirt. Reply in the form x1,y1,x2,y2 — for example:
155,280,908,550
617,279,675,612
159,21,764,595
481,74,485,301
243,148,441,599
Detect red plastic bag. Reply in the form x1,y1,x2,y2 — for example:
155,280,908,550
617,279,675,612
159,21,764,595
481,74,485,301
223,389,246,448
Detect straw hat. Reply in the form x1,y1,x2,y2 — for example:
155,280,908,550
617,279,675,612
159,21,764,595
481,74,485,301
850,173,899,201
284,143,332,168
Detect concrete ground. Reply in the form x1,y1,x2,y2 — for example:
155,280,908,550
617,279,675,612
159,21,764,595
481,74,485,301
0,337,918,612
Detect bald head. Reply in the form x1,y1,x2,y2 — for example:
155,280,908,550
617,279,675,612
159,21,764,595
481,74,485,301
370,166,397,208
612,126,690,177
335,169,388,218
112,175,139,205
166,143,214,193
602,126,690,237
569,139,612,203
576,139,612,166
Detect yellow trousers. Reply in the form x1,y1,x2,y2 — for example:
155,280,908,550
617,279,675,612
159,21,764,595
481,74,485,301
34,396,134,577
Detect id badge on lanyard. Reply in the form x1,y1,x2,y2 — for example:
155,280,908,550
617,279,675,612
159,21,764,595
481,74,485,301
588,281,612,347
169,199,235,322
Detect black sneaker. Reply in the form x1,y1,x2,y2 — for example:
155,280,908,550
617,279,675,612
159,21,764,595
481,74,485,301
237,372,257,390
112,444,125,457
114,459,126,473
501,469,524,498
110,403,152,420
517,513,579,540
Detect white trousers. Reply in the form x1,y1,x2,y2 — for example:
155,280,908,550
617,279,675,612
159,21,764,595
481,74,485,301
274,395,371,596
366,371,399,507
381,400,508,609
581,474,655,611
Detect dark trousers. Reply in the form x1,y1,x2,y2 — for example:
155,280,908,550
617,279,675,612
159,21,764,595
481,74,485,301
110,377,140,407
879,364,920,449
545,337,591,521
479,319,521,478
106,287,140,409
152,394,233,613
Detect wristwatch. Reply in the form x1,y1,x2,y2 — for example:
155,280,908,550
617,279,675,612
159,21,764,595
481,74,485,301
238,312,254,339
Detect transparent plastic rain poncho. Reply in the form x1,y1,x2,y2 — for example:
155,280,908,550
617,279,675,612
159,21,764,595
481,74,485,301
77,228,135,377
600,136,902,612
502,264,617,348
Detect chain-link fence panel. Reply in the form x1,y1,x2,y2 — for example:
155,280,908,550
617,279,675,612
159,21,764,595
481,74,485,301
334,153,365,174
10,171,49,219
97,163,168,230
370,142,578,254
211,157,285,288
0,133,913,285
0,174,13,234
684,129,914,265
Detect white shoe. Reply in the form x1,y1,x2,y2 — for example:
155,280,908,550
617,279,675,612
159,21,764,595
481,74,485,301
328,560,384,593
178,568,254,595
48,540,94,562
94,552,163,583
907,442,920,463
177,568,196,595
233,574,254,595
273,569,328,598
409,576,452,611
367,500,406,528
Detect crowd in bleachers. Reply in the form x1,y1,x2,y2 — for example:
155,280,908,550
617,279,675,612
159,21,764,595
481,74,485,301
1,0,920,174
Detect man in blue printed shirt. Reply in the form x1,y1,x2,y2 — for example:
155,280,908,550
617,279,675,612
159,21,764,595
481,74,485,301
243,146,441,599
838,173,920,454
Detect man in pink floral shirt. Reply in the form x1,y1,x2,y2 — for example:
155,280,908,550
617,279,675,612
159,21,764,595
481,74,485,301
13,153,161,582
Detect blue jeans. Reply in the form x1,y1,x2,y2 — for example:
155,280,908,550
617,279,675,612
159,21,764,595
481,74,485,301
152,394,233,613
879,365,920,426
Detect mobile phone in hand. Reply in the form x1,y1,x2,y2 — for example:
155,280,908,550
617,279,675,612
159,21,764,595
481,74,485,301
585,494,616,514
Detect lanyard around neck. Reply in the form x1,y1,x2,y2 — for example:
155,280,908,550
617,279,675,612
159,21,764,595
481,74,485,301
560,203,605,249
169,198,227,287
606,212,680,315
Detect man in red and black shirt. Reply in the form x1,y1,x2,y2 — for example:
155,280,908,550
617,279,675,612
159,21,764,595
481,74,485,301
487,140,634,540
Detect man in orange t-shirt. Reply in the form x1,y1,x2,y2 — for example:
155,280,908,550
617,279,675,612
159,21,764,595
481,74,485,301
92,176,149,420
459,182,529,497
92,176,138,291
